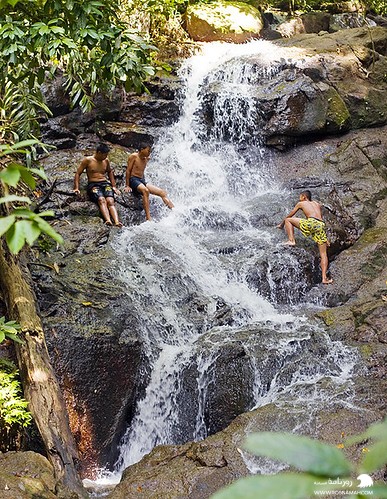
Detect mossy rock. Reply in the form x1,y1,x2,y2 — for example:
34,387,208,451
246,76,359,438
185,0,263,43
0,451,57,498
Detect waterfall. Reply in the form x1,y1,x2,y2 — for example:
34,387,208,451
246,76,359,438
98,41,357,483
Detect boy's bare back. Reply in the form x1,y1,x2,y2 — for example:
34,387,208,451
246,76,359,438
298,200,323,220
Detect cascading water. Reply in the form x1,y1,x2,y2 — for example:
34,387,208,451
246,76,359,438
97,41,357,485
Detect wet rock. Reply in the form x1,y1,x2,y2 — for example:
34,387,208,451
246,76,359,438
100,122,158,149
301,12,331,33
120,94,180,127
41,72,71,117
30,215,149,475
199,27,387,147
40,119,77,149
108,402,382,498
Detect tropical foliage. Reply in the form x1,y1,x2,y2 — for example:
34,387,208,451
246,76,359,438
0,318,31,451
0,140,63,254
212,419,387,498
0,0,156,141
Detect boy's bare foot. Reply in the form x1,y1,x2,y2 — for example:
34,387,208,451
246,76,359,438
114,221,123,228
104,220,113,226
163,198,174,209
282,241,296,246
322,278,333,284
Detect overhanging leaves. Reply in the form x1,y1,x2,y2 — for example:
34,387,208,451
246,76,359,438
211,472,339,499
243,432,352,477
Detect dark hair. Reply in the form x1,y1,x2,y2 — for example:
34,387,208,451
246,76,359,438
96,143,110,154
301,190,312,200
138,143,151,151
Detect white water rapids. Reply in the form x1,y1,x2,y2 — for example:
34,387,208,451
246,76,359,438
93,40,357,487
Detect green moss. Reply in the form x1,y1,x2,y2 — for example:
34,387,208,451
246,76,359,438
318,309,336,326
359,343,373,359
326,88,350,129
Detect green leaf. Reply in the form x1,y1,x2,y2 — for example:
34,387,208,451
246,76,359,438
360,440,387,473
29,167,47,180
0,195,31,204
19,168,36,189
5,220,27,254
0,165,21,187
10,139,40,149
0,215,16,237
211,472,338,499
346,418,387,445
35,217,63,244
37,210,55,218
4,333,23,344
16,220,41,246
0,331,5,343
243,433,352,477
365,484,387,498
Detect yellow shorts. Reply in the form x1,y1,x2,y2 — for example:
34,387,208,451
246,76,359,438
299,217,328,244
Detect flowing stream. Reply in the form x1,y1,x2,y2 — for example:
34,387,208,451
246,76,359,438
95,41,357,486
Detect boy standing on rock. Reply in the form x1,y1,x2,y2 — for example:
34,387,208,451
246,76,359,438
277,190,333,284
73,143,123,227
124,144,174,221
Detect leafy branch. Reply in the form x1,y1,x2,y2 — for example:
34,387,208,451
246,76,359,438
212,419,387,499
0,139,63,254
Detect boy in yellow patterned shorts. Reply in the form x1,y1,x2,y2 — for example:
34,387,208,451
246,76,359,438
277,190,333,284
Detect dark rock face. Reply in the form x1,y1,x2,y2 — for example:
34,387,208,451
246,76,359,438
30,217,147,475
40,75,181,151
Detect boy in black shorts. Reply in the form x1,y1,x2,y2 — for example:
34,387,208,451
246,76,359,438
74,144,123,227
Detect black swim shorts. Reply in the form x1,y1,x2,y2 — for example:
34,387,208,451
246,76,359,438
129,176,147,195
87,181,115,203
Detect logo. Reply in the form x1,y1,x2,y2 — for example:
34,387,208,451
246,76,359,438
357,474,374,488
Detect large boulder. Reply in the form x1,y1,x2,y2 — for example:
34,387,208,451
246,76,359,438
0,452,57,498
199,27,387,148
185,0,263,43
108,403,382,499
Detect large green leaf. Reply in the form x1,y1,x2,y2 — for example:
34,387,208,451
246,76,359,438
211,473,338,499
9,139,40,150
0,215,16,237
5,220,26,254
35,217,63,244
346,418,387,445
243,432,352,477
19,167,36,189
0,195,31,204
0,164,21,187
3,332,23,344
365,484,387,498
360,440,387,473
16,220,41,246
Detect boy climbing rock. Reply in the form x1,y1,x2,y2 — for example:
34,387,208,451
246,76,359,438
277,190,333,284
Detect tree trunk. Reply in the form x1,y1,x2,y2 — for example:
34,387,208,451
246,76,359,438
0,242,87,498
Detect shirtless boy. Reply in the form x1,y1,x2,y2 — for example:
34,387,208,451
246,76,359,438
124,144,174,221
73,143,123,227
277,190,333,284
